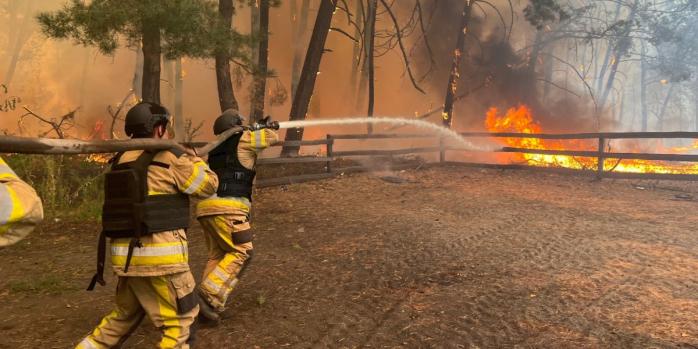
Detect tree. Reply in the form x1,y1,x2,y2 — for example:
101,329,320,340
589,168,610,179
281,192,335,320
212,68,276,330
441,2,472,129
291,0,311,99
281,0,337,157
365,0,377,134
4,0,36,87
38,0,228,104
251,0,271,123
215,0,240,112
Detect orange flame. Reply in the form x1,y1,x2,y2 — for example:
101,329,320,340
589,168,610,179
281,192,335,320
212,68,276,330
485,105,698,174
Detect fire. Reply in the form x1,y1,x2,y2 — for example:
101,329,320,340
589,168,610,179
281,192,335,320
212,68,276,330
485,105,698,174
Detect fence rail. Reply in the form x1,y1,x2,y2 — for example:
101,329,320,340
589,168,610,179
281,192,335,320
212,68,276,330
255,131,698,186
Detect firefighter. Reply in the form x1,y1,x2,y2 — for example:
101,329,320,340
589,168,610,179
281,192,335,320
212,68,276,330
0,156,44,247
194,109,279,322
76,102,218,349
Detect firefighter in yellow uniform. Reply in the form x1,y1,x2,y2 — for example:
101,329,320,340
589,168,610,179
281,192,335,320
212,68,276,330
76,102,218,349
0,156,44,247
194,109,279,321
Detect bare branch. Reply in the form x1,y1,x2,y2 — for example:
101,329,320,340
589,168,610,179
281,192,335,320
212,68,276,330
330,27,359,42
378,0,426,94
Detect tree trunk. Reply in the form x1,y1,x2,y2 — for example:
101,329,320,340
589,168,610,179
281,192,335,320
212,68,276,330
216,0,239,112
3,1,34,87
291,0,311,99
595,1,622,95
694,73,698,132
356,0,374,111
442,1,471,128
366,0,377,134
132,48,144,99
657,84,675,132
174,58,184,141
141,24,162,104
542,43,554,102
349,0,363,102
280,0,337,157
163,58,176,107
251,0,270,123
640,43,649,132
597,1,638,115
78,48,91,109
617,89,625,125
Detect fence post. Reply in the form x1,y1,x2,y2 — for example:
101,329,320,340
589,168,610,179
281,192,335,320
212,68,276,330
439,137,446,163
326,134,334,173
597,137,605,179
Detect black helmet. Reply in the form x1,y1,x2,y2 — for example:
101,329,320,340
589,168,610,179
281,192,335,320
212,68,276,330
213,109,246,135
124,102,171,138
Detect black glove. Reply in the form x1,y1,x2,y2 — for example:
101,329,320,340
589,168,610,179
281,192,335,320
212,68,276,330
262,115,279,130
268,121,280,130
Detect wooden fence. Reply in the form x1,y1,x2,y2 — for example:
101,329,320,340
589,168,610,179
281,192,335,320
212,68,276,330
255,131,698,186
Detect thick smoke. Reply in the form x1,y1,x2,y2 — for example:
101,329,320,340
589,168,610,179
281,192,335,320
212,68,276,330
413,0,599,132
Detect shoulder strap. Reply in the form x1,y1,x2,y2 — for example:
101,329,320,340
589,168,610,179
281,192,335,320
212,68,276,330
109,152,124,169
132,151,158,200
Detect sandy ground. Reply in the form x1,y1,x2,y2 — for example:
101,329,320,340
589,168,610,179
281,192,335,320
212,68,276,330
1,165,698,348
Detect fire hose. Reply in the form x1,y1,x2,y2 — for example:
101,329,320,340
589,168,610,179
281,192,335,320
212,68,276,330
0,119,280,156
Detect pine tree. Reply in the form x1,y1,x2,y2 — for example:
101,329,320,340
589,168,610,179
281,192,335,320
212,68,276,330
37,0,242,105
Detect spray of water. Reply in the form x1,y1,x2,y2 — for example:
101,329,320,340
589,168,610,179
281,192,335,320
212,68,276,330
279,117,497,151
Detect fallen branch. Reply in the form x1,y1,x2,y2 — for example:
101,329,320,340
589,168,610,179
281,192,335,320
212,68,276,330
0,126,243,156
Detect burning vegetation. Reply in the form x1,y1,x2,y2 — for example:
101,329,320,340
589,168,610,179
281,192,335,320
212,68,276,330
487,105,698,175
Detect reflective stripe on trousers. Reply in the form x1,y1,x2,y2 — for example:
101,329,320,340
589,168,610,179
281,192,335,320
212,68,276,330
197,196,251,213
110,242,188,267
200,254,239,306
76,337,101,349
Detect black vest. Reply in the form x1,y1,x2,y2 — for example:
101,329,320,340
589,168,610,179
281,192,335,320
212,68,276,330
101,150,190,239
89,150,191,290
208,134,256,200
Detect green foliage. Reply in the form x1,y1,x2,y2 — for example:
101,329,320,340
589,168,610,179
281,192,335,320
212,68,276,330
37,0,251,60
4,154,106,220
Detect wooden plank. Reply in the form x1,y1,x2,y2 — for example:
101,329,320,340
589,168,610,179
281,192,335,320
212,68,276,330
329,133,436,140
270,139,330,147
597,137,605,179
499,147,599,157
440,160,698,181
500,147,698,162
257,156,332,165
602,172,698,181
256,172,335,187
333,146,441,157
460,131,698,140
326,135,334,173
460,132,599,139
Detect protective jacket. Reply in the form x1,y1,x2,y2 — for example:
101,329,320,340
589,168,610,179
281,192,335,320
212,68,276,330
92,149,218,285
196,129,279,218
0,157,44,247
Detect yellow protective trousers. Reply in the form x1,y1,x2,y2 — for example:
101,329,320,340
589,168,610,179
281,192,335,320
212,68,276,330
197,214,253,312
76,272,198,349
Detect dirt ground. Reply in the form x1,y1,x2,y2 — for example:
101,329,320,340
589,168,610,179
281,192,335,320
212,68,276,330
2,165,698,348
